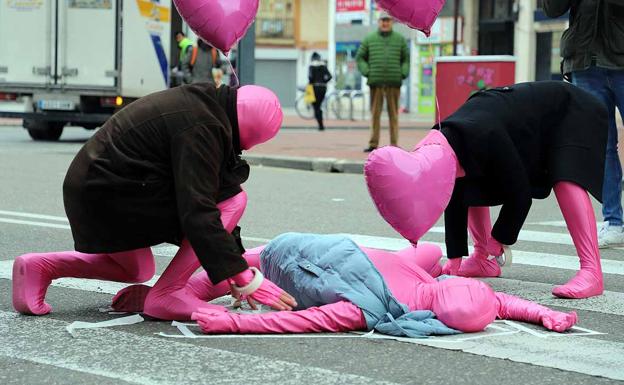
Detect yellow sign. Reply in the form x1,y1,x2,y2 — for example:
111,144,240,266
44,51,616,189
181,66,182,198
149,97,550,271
136,0,170,22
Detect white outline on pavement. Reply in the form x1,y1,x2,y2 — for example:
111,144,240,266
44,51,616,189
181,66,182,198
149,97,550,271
0,311,399,385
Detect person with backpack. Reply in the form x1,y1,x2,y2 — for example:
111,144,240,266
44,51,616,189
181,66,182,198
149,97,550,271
192,40,221,85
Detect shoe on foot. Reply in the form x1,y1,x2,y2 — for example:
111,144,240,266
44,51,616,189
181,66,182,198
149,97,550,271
552,270,603,299
363,146,377,153
598,223,624,249
458,254,501,278
12,254,53,315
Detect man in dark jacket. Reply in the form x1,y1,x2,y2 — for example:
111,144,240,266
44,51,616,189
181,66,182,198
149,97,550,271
544,0,624,248
366,81,608,299
356,12,410,152
12,83,296,319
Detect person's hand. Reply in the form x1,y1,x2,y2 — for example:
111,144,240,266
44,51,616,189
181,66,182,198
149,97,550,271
541,310,578,332
192,308,238,333
230,268,297,311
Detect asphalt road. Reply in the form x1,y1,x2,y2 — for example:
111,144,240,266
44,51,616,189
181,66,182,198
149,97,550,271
1,126,623,385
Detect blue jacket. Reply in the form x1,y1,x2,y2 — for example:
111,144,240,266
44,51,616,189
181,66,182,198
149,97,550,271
260,233,459,338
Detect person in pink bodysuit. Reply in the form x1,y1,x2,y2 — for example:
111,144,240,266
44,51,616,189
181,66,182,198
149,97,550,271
114,241,577,335
12,84,296,319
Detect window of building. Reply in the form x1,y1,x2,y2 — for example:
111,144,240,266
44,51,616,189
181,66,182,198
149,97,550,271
256,0,296,45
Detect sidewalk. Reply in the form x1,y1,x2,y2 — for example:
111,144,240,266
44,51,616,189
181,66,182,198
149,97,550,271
248,112,624,175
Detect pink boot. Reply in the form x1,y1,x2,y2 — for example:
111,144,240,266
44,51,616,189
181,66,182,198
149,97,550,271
13,248,155,315
458,207,501,278
551,182,604,299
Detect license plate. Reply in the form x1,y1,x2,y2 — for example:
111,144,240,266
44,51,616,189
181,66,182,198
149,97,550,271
38,100,75,111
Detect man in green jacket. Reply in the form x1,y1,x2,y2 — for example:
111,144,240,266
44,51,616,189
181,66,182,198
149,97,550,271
175,31,194,85
543,0,624,248
356,12,410,152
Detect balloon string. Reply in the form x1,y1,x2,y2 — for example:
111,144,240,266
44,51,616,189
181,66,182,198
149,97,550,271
224,51,240,87
428,41,442,130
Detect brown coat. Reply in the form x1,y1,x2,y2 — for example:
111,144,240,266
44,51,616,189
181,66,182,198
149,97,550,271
63,83,250,283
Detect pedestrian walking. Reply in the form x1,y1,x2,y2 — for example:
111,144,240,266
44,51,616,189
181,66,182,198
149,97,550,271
308,52,332,131
192,39,220,84
544,0,624,248
174,31,194,85
12,83,296,320
366,81,608,299
356,12,410,152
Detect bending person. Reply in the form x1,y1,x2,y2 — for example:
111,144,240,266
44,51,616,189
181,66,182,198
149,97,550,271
365,81,608,299
12,83,296,320
115,234,577,335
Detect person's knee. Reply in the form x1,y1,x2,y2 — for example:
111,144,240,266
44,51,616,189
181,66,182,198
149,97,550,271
111,249,156,283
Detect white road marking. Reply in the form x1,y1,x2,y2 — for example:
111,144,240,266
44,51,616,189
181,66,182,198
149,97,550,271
0,217,70,230
429,226,624,250
0,210,68,222
0,311,397,385
339,233,624,276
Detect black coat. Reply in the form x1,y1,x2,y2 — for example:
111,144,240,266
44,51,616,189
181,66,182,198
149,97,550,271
440,81,607,258
63,83,250,283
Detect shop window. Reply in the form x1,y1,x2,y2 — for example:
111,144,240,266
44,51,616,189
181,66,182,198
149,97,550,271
256,0,295,45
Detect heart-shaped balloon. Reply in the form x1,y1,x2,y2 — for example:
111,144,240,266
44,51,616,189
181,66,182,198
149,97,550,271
364,133,457,244
376,0,446,36
173,0,259,53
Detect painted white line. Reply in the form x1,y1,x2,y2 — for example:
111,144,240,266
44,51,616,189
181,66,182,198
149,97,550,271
430,225,624,250
0,260,158,295
0,210,68,222
340,233,624,276
0,311,398,385
0,217,70,230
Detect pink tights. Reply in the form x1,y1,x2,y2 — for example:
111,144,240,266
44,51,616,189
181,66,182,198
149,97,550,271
458,181,603,299
13,191,247,317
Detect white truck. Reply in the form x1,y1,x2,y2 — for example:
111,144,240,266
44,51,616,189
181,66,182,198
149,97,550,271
0,0,178,140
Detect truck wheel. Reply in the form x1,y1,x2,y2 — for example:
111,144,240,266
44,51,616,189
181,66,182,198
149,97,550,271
26,121,65,141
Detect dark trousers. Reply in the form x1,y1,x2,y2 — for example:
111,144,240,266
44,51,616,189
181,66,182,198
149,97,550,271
312,85,327,130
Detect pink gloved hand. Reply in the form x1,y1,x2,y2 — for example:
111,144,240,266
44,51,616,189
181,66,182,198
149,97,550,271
229,268,297,311
495,292,577,332
441,258,462,275
192,301,365,334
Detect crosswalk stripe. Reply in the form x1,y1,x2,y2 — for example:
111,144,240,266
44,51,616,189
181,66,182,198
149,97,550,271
0,210,69,222
429,226,624,250
0,311,398,385
339,233,624,276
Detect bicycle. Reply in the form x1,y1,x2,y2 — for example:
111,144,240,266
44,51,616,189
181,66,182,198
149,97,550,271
294,86,316,120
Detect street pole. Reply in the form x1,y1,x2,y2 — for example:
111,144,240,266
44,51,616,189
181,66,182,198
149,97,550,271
328,0,336,92
452,0,460,56
237,22,256,85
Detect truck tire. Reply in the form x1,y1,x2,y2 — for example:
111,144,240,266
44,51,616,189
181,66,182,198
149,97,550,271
25,121,65,141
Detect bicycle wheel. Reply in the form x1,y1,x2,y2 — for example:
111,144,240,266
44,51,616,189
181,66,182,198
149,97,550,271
328,94,347,120
295,95,316,120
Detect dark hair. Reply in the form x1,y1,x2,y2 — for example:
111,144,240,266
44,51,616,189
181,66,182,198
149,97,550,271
311,52,321,61
175,31,185,37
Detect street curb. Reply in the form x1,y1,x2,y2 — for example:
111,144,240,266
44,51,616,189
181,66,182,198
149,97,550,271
243,154,365,174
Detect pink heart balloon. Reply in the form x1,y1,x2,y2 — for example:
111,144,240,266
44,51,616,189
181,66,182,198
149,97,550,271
173,0,259,53
364,141,456,244
376,0,446,36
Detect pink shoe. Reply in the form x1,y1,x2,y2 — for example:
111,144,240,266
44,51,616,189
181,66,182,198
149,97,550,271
143,287,227,321
458,255,501,278
552,270,603,299
12,254,53,315
441,258,462,275
111,284,152,313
